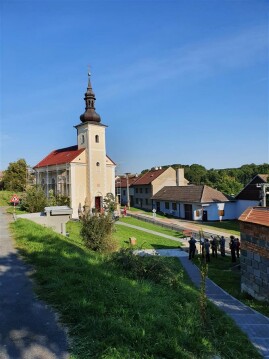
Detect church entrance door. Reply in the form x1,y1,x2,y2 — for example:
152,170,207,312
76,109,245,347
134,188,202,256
95,196,101,212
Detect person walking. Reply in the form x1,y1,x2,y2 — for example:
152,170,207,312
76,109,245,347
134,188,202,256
220,236,226,257
229,236,236,263
188,236,197,260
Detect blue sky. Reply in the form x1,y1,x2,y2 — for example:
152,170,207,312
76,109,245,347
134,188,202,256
1,0,268,175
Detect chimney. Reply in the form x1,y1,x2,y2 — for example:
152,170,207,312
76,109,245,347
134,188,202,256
176,168,185,186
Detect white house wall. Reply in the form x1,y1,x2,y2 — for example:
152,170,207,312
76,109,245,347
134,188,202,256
235,200,260,218
153,200,236,221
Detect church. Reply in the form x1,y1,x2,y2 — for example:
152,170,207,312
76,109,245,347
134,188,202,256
34,73,116,218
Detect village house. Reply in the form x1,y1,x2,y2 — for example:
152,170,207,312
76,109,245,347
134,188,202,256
34,73,116,218
130,167,188,211
151,184,235,221
235,174,269,217
115,174,139,206
239,206,269,302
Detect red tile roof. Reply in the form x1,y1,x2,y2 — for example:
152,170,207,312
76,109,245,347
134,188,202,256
131,168,166,186
34,145,85,168
239,206,269,227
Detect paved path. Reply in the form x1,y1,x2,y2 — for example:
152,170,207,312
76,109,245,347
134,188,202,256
120,220,269,359
0,207,69,359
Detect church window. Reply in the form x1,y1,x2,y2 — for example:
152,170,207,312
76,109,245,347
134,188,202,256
81,135,85,144
96,162,100,166
95,135,99,143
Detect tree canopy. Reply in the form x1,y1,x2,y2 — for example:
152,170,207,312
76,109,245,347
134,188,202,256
2,159,28,191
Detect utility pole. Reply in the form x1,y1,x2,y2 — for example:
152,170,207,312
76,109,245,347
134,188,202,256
126,172,130,209
257,183,269,207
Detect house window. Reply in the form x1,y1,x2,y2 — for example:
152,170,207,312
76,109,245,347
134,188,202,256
135,188,138,193
136,198,139,204
145,199,148,205
165,202,169,210
218,210,225,216
123,190,126,196
140,188,143,193
172,202,177,210
95,135,99,143
145,188,148,193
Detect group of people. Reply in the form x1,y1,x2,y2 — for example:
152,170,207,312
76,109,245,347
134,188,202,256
188,234,240,263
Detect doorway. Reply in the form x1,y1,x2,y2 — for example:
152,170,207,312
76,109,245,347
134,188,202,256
184,204,193,220
95,196,101,212
202,210,208,222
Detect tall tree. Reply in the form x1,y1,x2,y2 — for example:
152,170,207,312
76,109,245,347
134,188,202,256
2,159,27,191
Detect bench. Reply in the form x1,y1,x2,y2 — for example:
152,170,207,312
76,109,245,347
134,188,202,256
182,230,193,239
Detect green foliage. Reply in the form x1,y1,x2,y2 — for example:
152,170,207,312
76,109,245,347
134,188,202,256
81,213,118,253
47,189,57,206
11,219,263,359
56,194,70,206
2,159,27,191
20,186,47,213
112,248,183,289
103,192,116,213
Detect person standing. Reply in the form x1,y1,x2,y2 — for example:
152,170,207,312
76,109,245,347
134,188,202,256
235,238,240,258
205,238,210,263
220,236,226,257
211,236,218,258
188,237,197,260
229,236,236,263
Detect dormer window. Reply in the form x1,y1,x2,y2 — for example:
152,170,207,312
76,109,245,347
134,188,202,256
95,135,99,143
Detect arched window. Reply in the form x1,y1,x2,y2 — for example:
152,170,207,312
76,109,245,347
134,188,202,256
95,135,99,143
81,134,85,144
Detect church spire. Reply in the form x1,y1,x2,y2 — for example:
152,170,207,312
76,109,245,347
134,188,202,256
80,72,101,123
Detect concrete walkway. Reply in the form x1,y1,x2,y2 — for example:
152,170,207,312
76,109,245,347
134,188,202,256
119,220,269,359
0,207,69,359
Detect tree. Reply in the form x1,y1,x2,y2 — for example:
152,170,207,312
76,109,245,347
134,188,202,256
186,164,207,185
103,192,116,213
2,159,27,191
215,174,243,196
80,213,118,253
20,186,47,213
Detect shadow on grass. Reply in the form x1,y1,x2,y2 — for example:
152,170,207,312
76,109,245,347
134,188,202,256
9,219,263,359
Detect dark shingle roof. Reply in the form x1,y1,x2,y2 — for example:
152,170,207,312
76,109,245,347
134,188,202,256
152,185,229,203
235,174,269,200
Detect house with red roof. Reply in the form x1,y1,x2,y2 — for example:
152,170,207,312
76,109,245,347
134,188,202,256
130,167,188,211
34,73,116,218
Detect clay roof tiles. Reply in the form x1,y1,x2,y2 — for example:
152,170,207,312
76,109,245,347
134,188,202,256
34,145,85,168
239,207,269,227
131,168,166,186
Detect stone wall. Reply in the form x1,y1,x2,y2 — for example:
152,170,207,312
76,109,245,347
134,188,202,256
240,222,269,302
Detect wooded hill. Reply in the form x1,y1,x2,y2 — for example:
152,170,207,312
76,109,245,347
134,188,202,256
142,163,269,196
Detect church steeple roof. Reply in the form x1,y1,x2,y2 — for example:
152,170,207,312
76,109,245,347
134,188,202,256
80,72,101,123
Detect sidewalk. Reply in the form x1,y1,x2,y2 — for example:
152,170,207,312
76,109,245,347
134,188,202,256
119,220,269,359
0,207,69,359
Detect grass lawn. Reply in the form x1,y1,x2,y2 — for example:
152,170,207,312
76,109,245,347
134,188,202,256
0,190,27,214
119,216,184,239
193,254,269,317
196,221,240,236
10,218,263,359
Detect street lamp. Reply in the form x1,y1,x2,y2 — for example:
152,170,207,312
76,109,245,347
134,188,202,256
126,172,131,209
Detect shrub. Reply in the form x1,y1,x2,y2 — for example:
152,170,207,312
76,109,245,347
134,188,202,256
112,249,183,289
80,213,118,253
20,186,47,213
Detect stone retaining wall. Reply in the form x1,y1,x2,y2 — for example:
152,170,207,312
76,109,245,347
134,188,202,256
240,222,269,302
